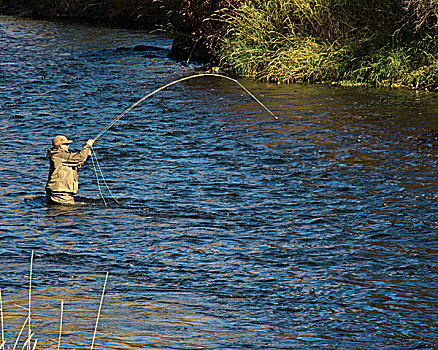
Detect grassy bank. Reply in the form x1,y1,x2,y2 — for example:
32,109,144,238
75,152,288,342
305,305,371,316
215,0,438,90
1,0,437,90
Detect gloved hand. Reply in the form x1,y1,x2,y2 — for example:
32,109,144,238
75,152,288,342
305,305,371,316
86,139,95,147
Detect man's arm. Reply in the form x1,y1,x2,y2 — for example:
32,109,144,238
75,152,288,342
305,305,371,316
62,139,95,167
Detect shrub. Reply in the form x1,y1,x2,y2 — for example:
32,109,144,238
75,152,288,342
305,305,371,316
214,0,438,89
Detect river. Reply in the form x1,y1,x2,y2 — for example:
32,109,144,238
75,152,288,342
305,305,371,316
0,15,437,349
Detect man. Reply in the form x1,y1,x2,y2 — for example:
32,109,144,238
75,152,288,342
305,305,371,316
45,135,95,205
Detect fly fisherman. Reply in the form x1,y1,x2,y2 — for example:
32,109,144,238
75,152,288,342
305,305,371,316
45,135,95,205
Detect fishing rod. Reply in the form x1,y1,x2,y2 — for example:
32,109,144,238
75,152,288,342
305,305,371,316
93,73,278,141
90,73,278,206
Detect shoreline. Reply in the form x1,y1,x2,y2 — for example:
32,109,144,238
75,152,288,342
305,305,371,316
0,0,215,65
1,0,437,91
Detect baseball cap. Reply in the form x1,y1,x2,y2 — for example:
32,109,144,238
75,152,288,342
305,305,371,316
52,135,73,147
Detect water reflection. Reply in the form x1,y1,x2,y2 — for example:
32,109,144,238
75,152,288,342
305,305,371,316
1,14,438,350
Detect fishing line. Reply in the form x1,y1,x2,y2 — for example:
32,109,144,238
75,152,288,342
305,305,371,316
90,147,107,206
92,147,120,204
90,146,120,206
93,73,278,141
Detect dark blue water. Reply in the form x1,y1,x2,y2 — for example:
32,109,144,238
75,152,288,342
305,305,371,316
1,15,437,349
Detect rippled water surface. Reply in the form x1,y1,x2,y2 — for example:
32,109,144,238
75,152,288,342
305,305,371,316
1,15,437,349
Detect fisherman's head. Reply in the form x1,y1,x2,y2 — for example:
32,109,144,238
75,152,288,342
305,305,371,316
52,135,73,149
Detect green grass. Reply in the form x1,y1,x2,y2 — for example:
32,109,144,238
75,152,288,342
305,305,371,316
215,0,438,90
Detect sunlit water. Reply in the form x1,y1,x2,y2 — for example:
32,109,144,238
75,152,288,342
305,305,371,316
0,15,437,349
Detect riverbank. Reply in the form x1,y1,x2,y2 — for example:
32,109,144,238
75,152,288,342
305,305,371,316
216,0,438,91
1,0,437,90
0,0,220,63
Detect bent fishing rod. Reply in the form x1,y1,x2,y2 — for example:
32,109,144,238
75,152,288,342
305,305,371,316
89,73,277,206
93,73,278,141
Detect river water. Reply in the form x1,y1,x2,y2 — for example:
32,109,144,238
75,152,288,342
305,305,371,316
0,15,437,349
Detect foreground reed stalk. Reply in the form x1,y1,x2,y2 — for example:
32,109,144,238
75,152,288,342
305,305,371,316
1,254,109,350
28,251,33,350
57,300,63,350
1,289,4,348
90,272,108,350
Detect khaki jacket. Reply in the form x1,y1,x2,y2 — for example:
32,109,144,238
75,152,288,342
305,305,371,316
45,143,91,194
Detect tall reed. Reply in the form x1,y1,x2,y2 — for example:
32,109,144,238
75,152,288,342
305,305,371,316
0,254,109,350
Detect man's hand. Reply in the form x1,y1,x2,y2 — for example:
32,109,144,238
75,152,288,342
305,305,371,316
86,139,95,147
